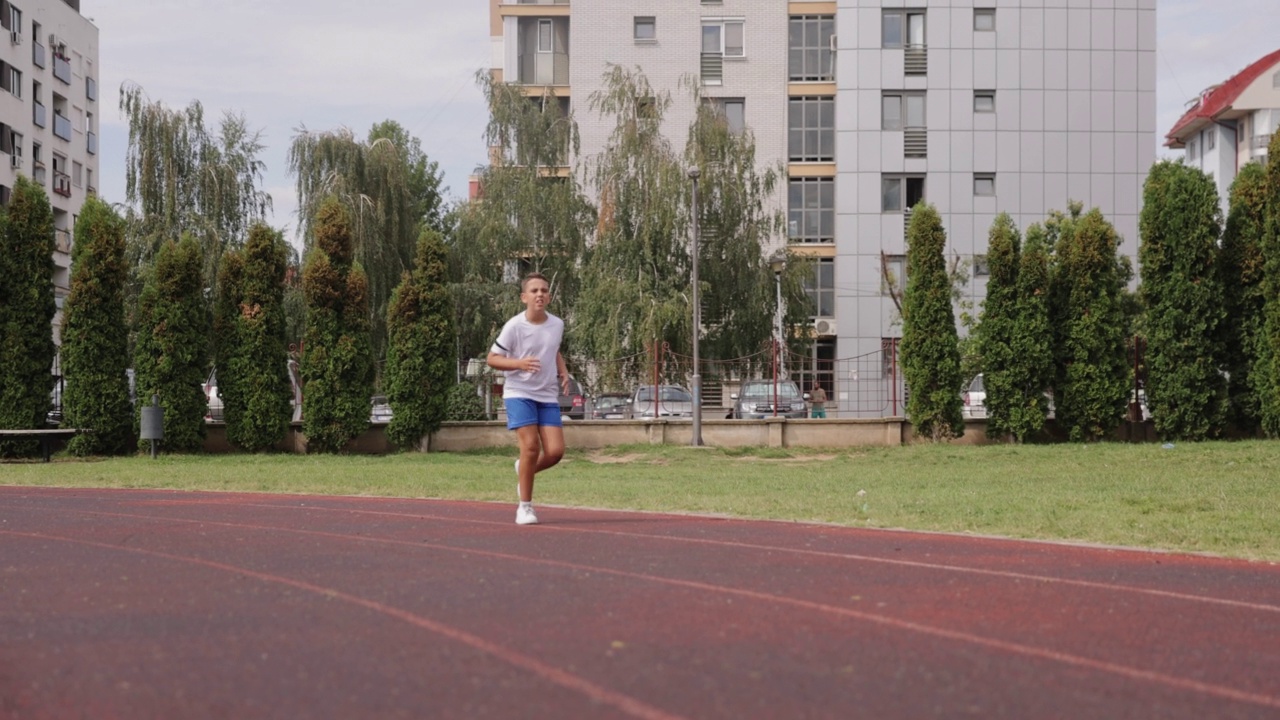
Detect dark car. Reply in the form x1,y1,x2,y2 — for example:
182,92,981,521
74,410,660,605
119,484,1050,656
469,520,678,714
558,375,586,420
590,393,633,420
731,380,809,419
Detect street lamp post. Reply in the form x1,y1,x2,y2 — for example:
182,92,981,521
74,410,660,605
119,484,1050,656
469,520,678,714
688,167,703,446
769,251,786,418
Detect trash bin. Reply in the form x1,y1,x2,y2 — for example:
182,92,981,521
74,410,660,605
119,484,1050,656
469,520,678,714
140,394,163,458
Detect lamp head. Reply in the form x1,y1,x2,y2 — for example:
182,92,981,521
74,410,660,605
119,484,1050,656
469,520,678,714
687,167,701,181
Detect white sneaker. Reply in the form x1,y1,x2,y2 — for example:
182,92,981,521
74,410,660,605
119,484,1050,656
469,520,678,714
516,504,539,525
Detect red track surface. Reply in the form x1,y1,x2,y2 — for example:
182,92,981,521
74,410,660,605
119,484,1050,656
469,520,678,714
1,486,1278,719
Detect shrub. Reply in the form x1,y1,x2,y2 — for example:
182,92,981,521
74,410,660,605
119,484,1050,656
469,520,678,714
446,384,486,422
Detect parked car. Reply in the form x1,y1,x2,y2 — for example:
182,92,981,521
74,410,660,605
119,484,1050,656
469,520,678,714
962,374,987,419
632,384,694,419
559,375,586,420
731,380,809,419
204,369,223,422
591,393,634,420
205,360,304,423
370,395,393,423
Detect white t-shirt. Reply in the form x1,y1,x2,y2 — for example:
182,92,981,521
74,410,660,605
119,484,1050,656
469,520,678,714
491,311,564,403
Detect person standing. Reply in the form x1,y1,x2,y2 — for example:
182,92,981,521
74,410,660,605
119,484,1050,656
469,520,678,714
810,382,828,419
487,273,570,525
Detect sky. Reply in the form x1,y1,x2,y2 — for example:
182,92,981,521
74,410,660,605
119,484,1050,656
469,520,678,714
88,0,1278,249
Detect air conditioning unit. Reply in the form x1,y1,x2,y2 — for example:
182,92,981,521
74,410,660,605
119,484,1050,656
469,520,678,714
11,30,22,46
813,318,837,336
10,155,21,169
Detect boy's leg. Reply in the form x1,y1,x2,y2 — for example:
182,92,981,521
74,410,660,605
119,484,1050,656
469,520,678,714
535,425,565,471
515,425,541,502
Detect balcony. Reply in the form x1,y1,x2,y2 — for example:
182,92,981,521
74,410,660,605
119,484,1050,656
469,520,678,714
53,113,72,141
32,41,45,68
1253,135,1274,153
33,101,46,128
87,131,97,155
53,171,71,197
86,76,97,102
513,16,569,86
53,55,71,84
904,45,928,75
54,229,72,254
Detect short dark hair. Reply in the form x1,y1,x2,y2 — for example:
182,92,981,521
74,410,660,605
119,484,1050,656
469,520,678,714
521,272,550,292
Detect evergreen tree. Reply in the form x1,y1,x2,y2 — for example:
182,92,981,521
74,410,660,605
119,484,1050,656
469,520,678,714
0,177,56,456
301,198,373,452
61,198,132,455
385,228,454,449
1259,132,1280,436
901,203,964,440
1054,209,1130,442
974,214,1021,440
1219,163,1268,435
1006,224,1054,441
133,236,210,452
1139,160,1226,440
223,224,292,451
212,248,245,430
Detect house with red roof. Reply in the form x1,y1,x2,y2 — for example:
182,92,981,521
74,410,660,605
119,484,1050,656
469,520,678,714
1164,49,1280,215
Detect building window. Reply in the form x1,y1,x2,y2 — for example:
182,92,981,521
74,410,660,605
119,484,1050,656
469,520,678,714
882,92,926,130
537,19,553,53
789,15,835,82
634,16,655,41
1188,139,1197,161
72,160,82,187
0,62,19,98
974,91,995,113
803,258,835,318
702,19,745,58
974,174,996,196
973,255,990,276
1206,130,1215,151
706,97,745,134
882,256,905,296
4,4,20,34
882,176,925,212
974,9,995,32
883,10,925,49
789,177,834,243
789,96,834,162
1273,71,1280,89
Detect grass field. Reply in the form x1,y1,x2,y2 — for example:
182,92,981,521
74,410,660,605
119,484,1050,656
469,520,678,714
4,441,1279,562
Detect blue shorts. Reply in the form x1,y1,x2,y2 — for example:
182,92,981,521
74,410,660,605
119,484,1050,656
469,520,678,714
505,398,563,430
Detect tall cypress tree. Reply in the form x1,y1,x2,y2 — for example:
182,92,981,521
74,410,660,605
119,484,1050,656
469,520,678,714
1139,160,1226,440
901,202,964,440
0,177,56,457
301,198,373,453
1006,225,1053,441
133,236,210,452
212,248,245,429
974,214,1021,440
1219,163,1268,435
385,228,454,449
1054,209,1130,442
1258,132,1280,437
224,224,291,451
61,198,133,455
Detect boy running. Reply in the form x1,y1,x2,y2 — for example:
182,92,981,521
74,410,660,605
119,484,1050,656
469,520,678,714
487,273,569,525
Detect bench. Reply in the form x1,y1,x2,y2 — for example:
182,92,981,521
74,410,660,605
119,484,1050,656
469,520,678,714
0,428,87,462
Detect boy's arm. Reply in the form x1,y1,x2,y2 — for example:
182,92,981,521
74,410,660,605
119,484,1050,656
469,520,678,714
556,352,570,394
488,352,540,373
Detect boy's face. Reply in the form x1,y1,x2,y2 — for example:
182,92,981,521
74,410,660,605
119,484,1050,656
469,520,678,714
521,278,551,311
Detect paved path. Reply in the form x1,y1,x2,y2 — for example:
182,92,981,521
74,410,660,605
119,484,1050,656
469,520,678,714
2,487,1278,719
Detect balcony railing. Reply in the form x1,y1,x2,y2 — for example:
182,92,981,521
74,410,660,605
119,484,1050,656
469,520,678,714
86,76,97,101
53,113,72,141
32,41,45,68
53,171,71,197
33,101,45,128
54,229,72,254
904,45,928,75
1253,135,1274,152
516,0,569,4
53,55,71,84
518,51,569,85
87,131,97,155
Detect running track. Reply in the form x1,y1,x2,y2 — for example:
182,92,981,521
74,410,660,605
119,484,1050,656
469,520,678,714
2,487,1278,719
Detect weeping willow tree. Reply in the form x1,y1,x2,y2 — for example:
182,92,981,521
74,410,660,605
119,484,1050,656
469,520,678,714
119,82,272,297
288,121,446,367
449,72,595,368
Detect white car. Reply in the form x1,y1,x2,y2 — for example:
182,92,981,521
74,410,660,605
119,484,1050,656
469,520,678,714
962,374,987,419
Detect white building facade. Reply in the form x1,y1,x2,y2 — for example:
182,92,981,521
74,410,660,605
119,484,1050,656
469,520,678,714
0,0,100,346
488,0,1155,418
1164,49,1280,220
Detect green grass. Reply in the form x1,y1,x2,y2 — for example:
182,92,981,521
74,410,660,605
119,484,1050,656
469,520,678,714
4,441,1279,562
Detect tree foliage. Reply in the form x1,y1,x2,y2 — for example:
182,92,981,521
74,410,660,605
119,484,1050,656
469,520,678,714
1139,160,1226,440
288,121,446,363
974,214,1021,440
901,203,964,440
385,229,454,448
1218,163,1268,435
1006,224,1054,441
61,198,133,456
0,177,56,456
1052,209,1130,442
133,236,210,452
218,224,292,451
1258,132,1280,437
301,199,373,452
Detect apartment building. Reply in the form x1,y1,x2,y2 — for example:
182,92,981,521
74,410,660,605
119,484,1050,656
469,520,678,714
487,0,1155,418
0,0,99,346
1164,49,1280,219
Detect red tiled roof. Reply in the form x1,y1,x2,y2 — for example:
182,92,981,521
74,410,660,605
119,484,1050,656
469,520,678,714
1164,48,1280,146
